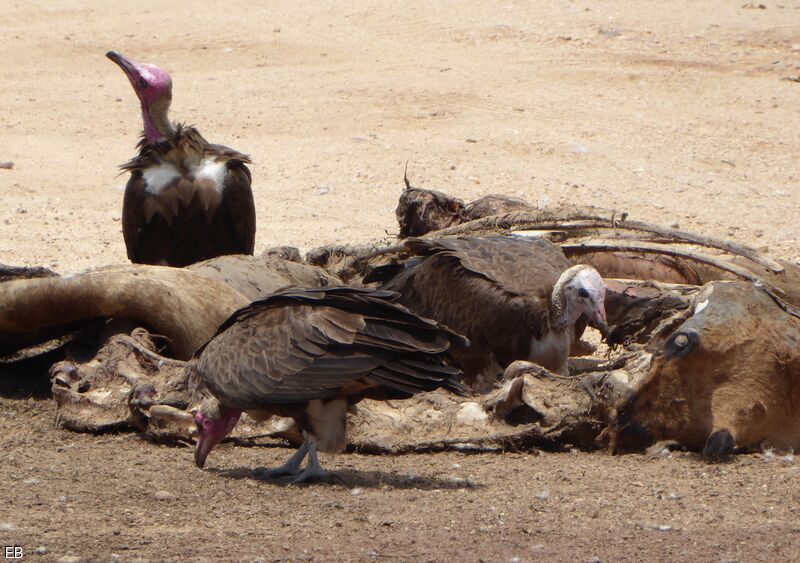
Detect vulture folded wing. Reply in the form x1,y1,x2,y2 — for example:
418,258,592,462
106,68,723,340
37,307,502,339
120,173,151,263
219,162,256,255
196,287,463,411
391,236,571,344
404,236,571,298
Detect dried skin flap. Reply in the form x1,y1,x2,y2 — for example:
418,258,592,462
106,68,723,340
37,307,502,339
51,331,624,452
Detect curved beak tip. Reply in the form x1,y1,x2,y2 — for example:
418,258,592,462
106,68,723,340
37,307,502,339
194,446,207,469
105,51,134,73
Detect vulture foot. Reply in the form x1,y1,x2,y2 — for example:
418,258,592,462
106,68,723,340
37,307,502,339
289,436,331,485
254,439,310,478
290,466,330,485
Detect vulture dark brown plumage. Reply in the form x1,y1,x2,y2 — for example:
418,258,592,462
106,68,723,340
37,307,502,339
192,286,467,482
107,51,256,267
366,236,608,391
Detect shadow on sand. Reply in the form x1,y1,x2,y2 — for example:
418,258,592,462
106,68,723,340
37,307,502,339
209,465,483,490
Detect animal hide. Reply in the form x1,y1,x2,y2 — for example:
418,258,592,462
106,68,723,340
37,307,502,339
48,330,630,452
603,280,694,345
613,281,800,455
24,277,800,458
0,254,340,361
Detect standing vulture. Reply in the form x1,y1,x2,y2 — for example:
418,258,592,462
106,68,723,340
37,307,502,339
365,236,607,391
192,286,466,482
107,51,256,267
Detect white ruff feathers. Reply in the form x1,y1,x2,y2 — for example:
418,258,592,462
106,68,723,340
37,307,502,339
143,158,227,195
142,163,181,195
193,159,227,189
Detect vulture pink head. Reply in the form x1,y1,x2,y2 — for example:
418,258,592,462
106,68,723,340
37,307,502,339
553,265,608,334
106,50,174,143
193,399,242,469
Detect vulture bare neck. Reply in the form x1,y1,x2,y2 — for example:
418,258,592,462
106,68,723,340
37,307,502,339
120,124,256,267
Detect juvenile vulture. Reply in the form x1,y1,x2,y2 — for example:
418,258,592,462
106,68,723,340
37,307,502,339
192,286,466,482
366,236,607,390
107,51,256,267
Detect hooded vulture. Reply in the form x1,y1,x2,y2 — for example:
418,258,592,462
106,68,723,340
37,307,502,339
365,236,607,391
192,286,466,482
107,51,256,267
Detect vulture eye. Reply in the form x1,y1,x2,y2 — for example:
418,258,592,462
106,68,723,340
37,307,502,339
139,77,149,89
578,288,590,298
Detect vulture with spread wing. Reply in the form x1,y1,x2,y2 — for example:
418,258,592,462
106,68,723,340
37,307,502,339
192,286,467,482
107,51,256,267
366,236,607,391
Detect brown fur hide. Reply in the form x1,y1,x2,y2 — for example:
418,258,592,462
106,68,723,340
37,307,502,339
613,281,800,454
603,280,694,345
0,255,340,361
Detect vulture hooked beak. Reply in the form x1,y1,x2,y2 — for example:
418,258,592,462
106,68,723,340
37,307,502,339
591,302,609,337
106,51,141,84
194,436,215,469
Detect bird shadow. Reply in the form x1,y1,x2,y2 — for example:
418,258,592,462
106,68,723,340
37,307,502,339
208,465,484,490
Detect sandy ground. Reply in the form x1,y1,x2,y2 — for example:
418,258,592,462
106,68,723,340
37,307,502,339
1,0,800,560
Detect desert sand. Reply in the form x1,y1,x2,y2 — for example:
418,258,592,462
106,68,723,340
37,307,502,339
1,1,799,560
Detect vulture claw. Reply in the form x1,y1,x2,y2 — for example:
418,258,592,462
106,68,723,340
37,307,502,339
254,465,302,479
287,436,331,485
288,466,331,486
254,439,311,480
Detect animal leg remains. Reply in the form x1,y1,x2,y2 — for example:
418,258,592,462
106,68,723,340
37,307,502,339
254,438,310,478
291,434,329,484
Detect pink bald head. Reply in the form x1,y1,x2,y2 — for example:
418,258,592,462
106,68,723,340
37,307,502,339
107,51,174,143
193,404,241,469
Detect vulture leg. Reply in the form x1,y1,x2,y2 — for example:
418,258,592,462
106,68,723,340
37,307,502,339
291,434,330,484
254,438,310,478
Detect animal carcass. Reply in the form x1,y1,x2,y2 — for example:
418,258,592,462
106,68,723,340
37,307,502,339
613,281,800,456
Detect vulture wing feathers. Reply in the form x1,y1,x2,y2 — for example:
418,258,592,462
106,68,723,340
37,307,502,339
403,236,571,297
219,159,256,255
196,287,466,411
383,235,571,338
373,236,578,389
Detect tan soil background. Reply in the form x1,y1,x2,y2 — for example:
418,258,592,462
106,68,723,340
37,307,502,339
1,1,800,561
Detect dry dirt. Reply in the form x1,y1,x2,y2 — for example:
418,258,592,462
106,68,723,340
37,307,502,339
1,1,799,561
